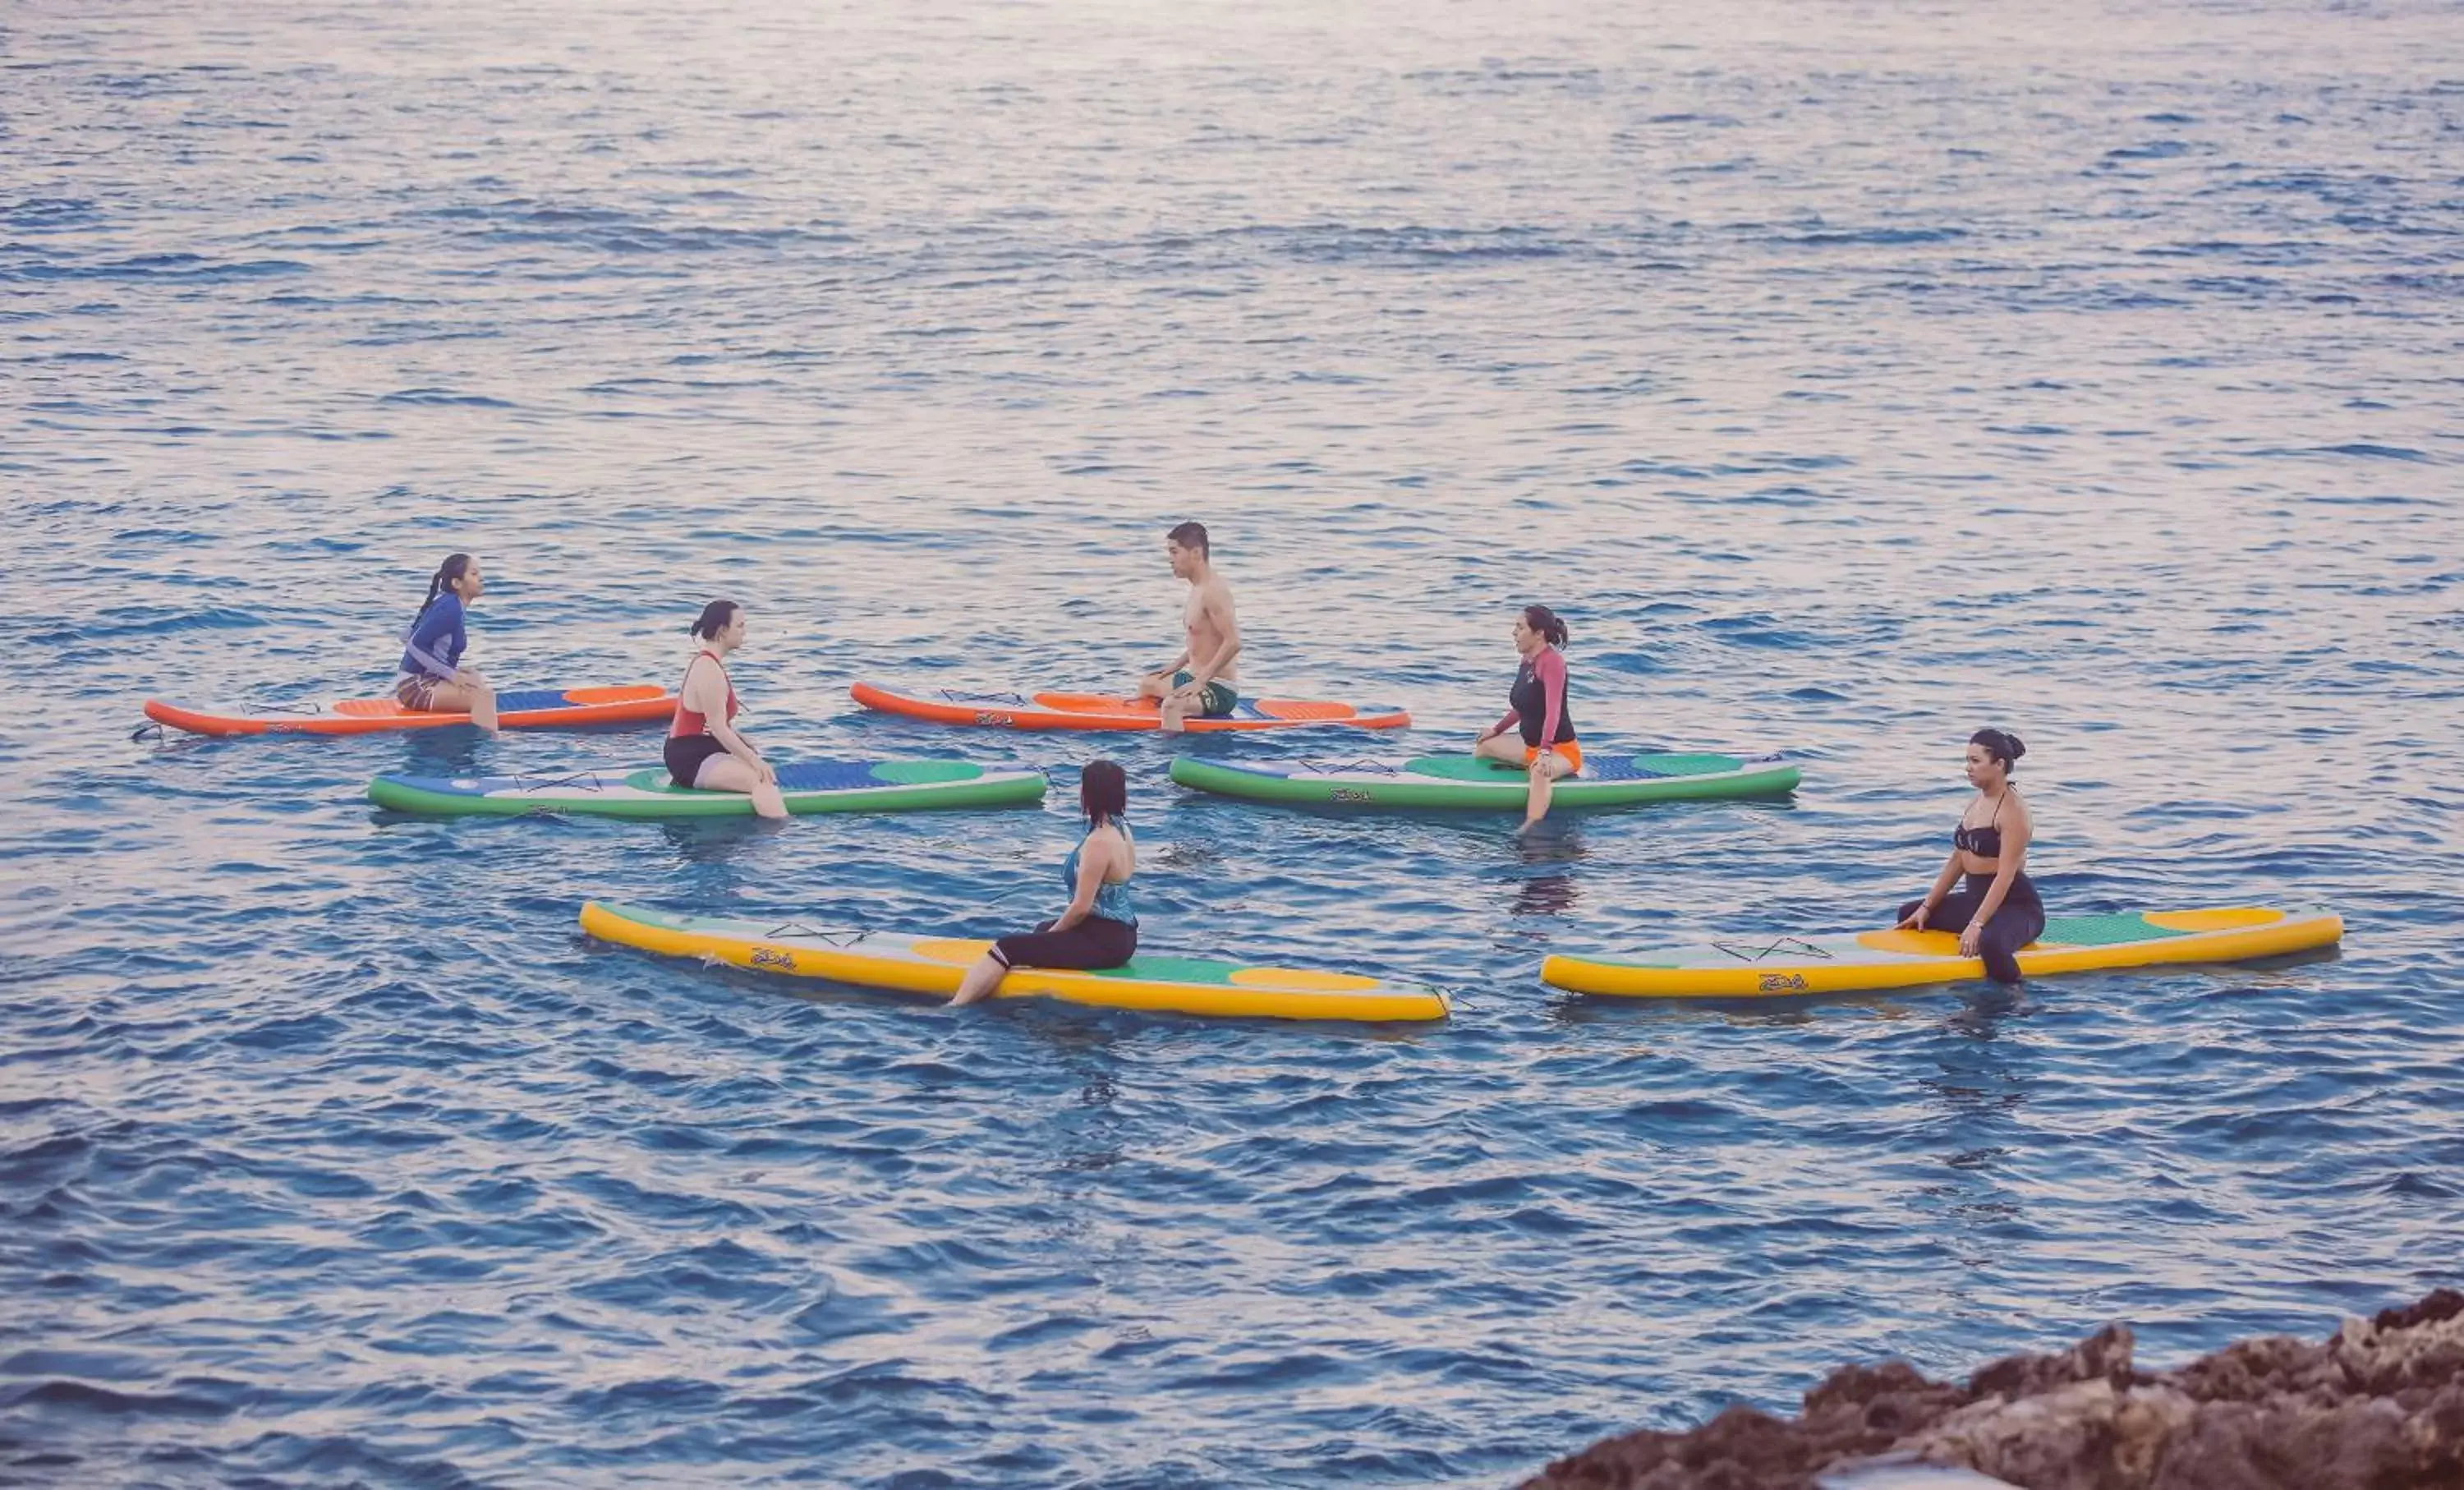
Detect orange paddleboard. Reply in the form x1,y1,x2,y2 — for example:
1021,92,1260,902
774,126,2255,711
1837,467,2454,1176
850,679,1411,734
143,684,676,738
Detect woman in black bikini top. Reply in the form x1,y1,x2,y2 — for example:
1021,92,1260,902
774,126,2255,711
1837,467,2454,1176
1952,818,2005,858
1895,728,2046,985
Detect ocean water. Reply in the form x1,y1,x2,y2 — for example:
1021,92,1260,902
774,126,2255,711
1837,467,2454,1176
3,0,2461,1484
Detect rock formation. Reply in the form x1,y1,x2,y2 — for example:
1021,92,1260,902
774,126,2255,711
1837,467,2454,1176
1520,1288,2464,1490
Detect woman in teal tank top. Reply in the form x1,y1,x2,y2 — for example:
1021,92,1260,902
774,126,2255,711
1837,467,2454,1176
950,761,1138,1005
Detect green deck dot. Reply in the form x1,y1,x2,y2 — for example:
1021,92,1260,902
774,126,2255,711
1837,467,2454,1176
1090,956,1242,985
1634,752,1744,775
2042,913,2186,948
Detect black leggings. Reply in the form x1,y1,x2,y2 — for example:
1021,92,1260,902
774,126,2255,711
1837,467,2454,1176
991,915,1136,972
1898,872,2045,986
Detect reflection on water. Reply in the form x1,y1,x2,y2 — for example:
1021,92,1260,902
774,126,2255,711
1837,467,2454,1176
1942,980,2036,1042
1924,1037,2030,1122
396,729,490,780
1511,821,1587,918
1515,873,1581,918
655,813,788,873
1902,983,2039,1291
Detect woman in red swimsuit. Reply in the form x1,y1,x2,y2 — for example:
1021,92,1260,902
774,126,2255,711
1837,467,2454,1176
667,600,786,820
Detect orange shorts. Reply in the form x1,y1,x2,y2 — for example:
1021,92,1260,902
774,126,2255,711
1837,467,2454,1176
1524,740,1582,773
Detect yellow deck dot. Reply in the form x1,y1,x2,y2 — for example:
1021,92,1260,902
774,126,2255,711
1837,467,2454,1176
910,937,993,964
2144,908,2282,933
1855,929,1963,955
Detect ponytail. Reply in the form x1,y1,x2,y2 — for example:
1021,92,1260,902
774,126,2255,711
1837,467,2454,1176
688,600,741,642
418,553,474,619
1523,604,1568,648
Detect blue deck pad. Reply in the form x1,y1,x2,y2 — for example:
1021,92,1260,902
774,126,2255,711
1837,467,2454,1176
770,761,899,792
1584,756,1676,782
494,688,591,712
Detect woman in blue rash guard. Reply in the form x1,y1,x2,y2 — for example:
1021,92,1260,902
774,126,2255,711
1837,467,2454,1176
396,552,499,734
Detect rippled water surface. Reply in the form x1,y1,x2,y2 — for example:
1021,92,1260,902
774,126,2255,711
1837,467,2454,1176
4,0,2462,1484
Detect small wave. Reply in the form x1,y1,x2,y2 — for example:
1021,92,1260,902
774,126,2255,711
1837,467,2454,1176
2103,140,2193,161
0,1377,243,1419
378,388,517,408
468,218,844,255
1228,222,1577,265
2311,443,2430,462
1779,226,1967,247
2,255,311,283
1699,614,1814,650
2,197,100,229
2254,444,2431,463
48,605,269,641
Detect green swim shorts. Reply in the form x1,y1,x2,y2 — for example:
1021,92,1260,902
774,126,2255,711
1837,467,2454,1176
1170,671,1239,718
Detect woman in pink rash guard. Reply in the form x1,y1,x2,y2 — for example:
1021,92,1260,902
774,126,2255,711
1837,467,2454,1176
1473,604,1581,828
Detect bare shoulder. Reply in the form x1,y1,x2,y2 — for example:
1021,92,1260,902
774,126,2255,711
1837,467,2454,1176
1203,573,1238,615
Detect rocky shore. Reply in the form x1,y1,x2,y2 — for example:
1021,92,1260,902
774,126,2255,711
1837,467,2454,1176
1521,1289,2464,1490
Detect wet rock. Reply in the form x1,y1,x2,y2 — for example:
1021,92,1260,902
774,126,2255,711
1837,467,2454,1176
1963,1322,2140,1402
1518,1289,2464,1490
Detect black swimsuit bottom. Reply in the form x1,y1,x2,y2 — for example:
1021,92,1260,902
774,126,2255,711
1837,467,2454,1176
665,734,729,788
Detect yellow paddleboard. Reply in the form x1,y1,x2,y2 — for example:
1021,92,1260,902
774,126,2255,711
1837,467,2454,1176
1542,906,2343,999
581,902,1450,1023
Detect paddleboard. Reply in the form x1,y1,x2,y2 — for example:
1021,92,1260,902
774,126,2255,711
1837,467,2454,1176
851,679,1411,734
1170,750,1799,810
145,685,674,738
579,901,1450,1022
370,759,1046,818
1542,906,2344,998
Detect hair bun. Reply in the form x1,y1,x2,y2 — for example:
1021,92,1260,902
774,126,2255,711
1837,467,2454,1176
1969,727,2025,770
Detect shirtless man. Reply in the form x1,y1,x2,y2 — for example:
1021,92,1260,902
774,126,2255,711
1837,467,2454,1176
1138,521,1241,733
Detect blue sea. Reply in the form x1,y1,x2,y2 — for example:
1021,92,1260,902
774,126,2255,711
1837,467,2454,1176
3,0,2461,1484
